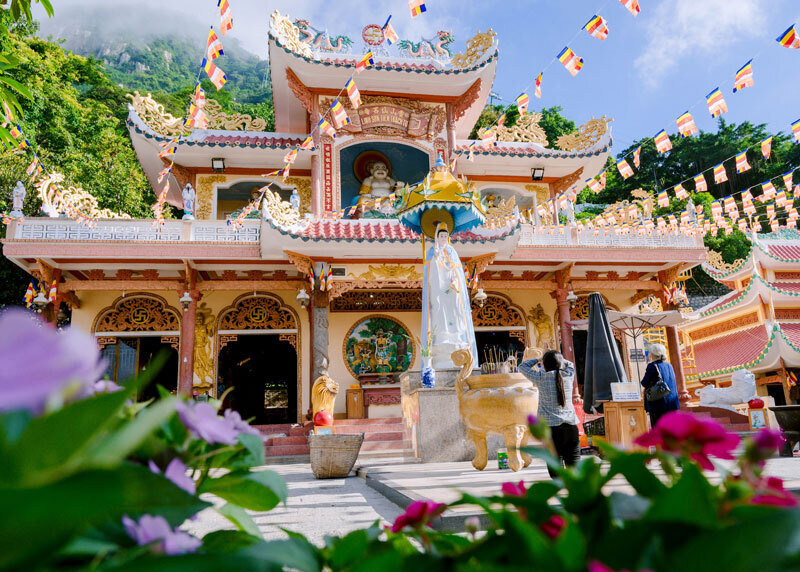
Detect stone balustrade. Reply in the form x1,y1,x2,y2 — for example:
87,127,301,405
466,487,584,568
517,223,701,249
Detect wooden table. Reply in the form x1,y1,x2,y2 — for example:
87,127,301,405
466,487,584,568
600,400,649,449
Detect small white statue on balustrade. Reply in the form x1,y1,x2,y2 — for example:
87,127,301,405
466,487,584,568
10,181,25,218
561,201,576,226
290,189,301,211
696,368,756,412
182,183,196,220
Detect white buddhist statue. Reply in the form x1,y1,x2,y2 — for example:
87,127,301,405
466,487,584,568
182,183,196,220
358,161,404,213
10,181,25,217
421,222,478,370
290,189,301,211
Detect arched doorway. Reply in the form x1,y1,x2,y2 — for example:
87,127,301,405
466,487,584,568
215,293,301,424
93,294,181,400
471,293,528,366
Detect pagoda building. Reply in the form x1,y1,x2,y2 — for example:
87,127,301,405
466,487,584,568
2,12,707,427
681,230,800,406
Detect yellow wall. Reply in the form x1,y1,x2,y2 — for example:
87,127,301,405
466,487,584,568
216,199,248,220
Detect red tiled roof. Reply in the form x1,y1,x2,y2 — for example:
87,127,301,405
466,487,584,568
692,325,769,377
764,244,800,261
771,281,800,293
298,220,419,242
779,322,800,348
700,290,741,314
199,134,303,147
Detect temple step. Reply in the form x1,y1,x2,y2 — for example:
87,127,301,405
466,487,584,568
681,406,751,433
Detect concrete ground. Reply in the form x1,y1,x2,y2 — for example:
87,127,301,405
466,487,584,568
187,455,800,544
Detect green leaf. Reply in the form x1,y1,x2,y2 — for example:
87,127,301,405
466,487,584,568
216,502,262,538
554,520,587,571
605,450,666,499
644,463,716,527
329,528,371,570
0,75,32,99
0,463,207,571
201,530,260,553
237,432,266,467
199,470,287,511
243,537,321,572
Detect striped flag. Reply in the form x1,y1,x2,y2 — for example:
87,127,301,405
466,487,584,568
617,158,634,179
2,101,13,123
382,15,399,45
299,136,314,151
632,145,642,168
283,149,298,164
207,28,224,59
706,87,727,117
193,82,206,108
356,51,374,73
735,151,751,174
330,100,350,129
598,169,607,190
654,130,672,154
776,190,789,208
10,124,21,139
557,47,583,76
674,184,689,200
713,163,727,184
777,25,800,49
676,111,698,138
587,178,603,193
583,15,610,40
317,117,336,139
25,158,39,176
723,196,738,219
760,181,776,201
202,58,227,89
792,119,800,143
783,170,795,193
761,136,773,159
619,0,640,17
187,103,208,129
345,78,361,109
158,138,179,158
218,0,233,35
516,93,530,115
408,0,426,18
733,60,753,93
767,204,776,221
497,112,507,127
534,73,542,98
710,200,723,220
657,190,669,207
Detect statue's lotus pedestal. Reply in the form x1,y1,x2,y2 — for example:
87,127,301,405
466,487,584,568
400,368,505,463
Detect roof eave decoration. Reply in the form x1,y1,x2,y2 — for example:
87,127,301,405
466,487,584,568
687,325,779,381
461,120,612,159
702,246,753,280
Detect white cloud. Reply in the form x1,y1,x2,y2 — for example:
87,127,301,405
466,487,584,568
634,0,768,88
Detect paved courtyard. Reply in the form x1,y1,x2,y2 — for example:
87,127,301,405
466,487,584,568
188,455,800,544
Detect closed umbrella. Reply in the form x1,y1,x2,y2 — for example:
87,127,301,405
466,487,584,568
583,293,628,413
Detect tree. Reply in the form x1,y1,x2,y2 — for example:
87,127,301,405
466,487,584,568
469,104,575,148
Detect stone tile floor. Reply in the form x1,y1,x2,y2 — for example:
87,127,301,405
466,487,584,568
187,455,800,544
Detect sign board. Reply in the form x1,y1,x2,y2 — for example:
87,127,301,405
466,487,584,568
611,382,641,402
629,348,647,363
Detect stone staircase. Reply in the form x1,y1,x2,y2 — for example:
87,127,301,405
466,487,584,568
682,406,751,433
256,417,410,462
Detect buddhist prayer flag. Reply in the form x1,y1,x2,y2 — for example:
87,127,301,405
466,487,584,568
784,170,795,193
382,15,399,45
657,190,669,207
516,93,529,115
632,145,642,168
617,158,634,179
18,139,29,149
762,136,773,159
2,101,13,123
706,88,727,118
158,164,172,183
158,139,178,158
218,0,233,35
713,163,727,184
187,104,208,129
317,117,336,138
299,135,314,151
283,149,298,164
557,47,583,76
711,200,723,219
733,60,754,93
345,78,361,109
48,280,57,302
654,130,672,154
25,158,38,176
767,204,776,220
735,151,751,174
356,51,374,73
587,177,603,193
207,28,224,59
193,83,206,108
583,15,610,40
497,112,507,127
674,184,689,200
761,181,777,201
738,218,748,232
598,169,607,189
792,119,800,143
619,0,640,17
723,196,737,217
777,25,800,49
24,282,34,306
10,125,21,138
408,0,426,17
676,111,698,138
534,73,542,98
330,100,350,129
776,190,789,208
202,58,227,89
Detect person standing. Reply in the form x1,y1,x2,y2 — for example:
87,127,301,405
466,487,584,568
639,343,680,428
519,349,581,478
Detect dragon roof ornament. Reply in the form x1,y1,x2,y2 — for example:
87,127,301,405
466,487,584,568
270,10,313,58
37,173,130,220
496,112,549,145
555,116,612,152
127,92,268,137
451,29,496,69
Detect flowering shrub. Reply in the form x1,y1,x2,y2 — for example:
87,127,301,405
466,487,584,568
2,308,799,571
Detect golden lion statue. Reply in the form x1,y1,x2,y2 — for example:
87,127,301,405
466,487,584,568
311,360,339,418
453,349,539,472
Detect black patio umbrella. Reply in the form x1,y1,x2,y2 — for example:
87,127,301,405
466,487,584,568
583,293,628,413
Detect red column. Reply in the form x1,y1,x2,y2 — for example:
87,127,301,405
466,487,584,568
665,324,691,404
178,291,200,396
445,103,456,175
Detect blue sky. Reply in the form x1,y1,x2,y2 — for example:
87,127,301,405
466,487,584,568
37,0,800,154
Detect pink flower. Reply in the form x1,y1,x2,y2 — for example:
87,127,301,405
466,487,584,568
752,429,785,455
390,500,446,533
587,561,653,572
176,401,240,445
149,458,196,495
122,514,201,555
634,411,740,470
539,514,565,539
527,414,539,426
751,476,798,507
501,480,527,498
223,408,264,439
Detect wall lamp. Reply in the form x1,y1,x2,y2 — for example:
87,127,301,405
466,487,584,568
531,168,545,181
211,158,226,173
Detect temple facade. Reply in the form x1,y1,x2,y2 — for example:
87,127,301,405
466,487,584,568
680,230,800,406
3,13,708,425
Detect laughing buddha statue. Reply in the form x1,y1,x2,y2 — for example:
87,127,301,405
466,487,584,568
357,161,404,214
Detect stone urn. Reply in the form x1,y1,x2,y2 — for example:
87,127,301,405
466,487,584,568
308,433,364,478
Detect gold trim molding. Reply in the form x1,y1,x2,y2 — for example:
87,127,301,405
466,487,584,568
196,174,226,220
555,116,612,152
451,29,496,69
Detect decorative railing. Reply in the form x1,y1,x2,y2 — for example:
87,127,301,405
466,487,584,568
14,219,183,242
190,220,260,242
517,224,701,249
518,226,574,246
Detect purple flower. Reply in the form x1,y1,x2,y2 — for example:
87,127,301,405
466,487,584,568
0,309,105,413
149,458,196,495
176,401,239,445
223,409,264,439
92,380,123,394
122,514,200,555
752,429,785,455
